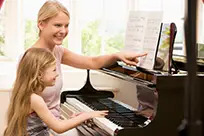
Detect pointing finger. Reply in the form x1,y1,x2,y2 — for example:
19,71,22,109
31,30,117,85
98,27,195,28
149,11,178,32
135,52,147,57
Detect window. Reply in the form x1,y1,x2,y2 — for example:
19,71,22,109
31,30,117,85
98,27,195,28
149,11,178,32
1,0,203,60
0,0,24,59
23,0,69,50
79,0,129,56
135,0,185,55
79,0,185,56
0,0,6,56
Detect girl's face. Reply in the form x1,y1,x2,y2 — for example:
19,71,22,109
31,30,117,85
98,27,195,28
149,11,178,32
41,64,58,86
40,11,70,46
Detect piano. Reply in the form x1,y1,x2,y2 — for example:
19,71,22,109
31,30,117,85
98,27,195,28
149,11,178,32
60,56,204,136
60,21,204,135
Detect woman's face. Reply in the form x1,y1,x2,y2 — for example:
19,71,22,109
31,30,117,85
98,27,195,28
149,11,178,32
40,11,70,46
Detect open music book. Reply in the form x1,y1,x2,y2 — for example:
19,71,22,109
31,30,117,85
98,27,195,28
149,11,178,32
122,11,177,73
123,11,163,70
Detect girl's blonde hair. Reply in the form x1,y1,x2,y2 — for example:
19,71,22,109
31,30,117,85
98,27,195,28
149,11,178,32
38,0,70,35
4,48,56,136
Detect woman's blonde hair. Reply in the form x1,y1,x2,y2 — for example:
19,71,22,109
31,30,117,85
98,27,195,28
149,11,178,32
38,0,70,35
4,48,56,136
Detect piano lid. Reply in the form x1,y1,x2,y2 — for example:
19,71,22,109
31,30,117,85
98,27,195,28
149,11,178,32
101,62,155,86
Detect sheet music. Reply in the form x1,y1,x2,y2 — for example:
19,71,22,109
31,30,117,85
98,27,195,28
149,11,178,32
124,11,163,70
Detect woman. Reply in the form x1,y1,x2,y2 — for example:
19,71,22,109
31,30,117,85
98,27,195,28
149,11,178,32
31,0,146,135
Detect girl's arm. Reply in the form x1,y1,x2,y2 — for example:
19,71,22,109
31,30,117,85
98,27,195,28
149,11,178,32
61,48,147,69
31,93,108,134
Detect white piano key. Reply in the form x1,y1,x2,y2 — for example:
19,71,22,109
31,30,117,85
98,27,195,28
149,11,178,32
65,98,122,136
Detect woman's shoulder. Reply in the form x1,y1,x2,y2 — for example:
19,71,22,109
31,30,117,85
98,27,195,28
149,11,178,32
54,45,65,60
54,45,64,54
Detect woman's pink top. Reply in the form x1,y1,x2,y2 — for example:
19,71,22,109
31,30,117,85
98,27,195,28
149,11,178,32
42,46,64,118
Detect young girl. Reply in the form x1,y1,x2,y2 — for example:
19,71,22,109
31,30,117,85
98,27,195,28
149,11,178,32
4,48,108,136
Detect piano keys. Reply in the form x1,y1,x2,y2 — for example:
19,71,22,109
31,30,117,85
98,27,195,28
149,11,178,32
61,96,152,136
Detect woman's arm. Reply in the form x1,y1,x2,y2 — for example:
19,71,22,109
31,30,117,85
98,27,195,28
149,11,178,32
31,94,108,134
61,48,147,69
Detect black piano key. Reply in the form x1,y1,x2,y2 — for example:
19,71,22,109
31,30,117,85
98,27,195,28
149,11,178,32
106,112,121,116
121,113,148,123
105,113,137,128
98,99,134,113
114,108,132,113
77,97,109,110
90,102,107,110
76,96,149,128
106,109,115,113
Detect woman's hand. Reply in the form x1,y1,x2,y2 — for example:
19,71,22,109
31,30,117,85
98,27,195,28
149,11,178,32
116,51,147,66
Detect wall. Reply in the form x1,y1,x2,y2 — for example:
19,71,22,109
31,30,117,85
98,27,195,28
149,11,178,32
0,61,16,135
0,90,11,135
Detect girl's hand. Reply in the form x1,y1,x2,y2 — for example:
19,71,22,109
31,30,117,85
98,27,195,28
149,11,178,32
83,110,109,119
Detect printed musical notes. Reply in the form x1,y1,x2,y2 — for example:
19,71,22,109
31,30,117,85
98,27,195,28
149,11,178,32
124,11,163,70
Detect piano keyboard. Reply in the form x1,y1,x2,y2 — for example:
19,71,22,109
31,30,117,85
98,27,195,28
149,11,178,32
61,96,151,136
